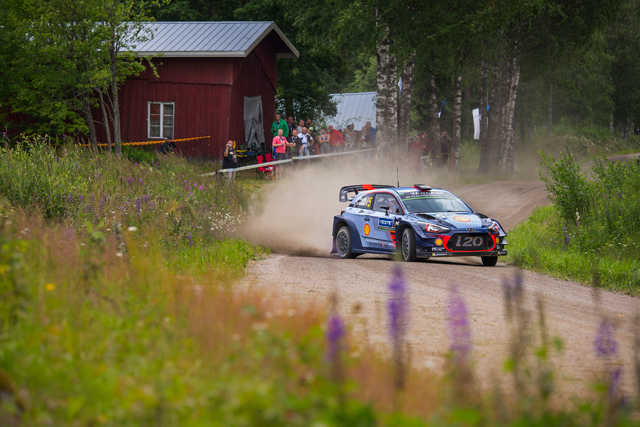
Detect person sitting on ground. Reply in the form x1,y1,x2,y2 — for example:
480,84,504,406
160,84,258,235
222,140,239,180
159,136,176,155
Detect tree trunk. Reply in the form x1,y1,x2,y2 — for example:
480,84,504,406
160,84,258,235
81,95,98,150
375,18,398,155
500,54,520,172
96,89,113,153
546,84,553,140
427,74,440,160
481,61,502,173
451,68,462,171
110,46,122,155
398,51,416,155
479,53,489,172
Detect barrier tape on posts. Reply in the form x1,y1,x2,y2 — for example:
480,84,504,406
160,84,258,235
210,148,378,175
80,136,210,147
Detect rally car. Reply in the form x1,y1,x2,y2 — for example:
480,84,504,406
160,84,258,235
331,184,507,265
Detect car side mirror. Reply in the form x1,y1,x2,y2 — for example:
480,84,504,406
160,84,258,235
381,205,389,215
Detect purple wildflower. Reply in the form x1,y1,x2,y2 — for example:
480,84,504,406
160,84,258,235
67,193,73,203
387,266,408,345
609,366,623,401
126,176,134,184
99,197,105,210
186,233,193,247
326,314,345,361
448,286,472,365
563,226,570,249
618,191,622,201
139,178,143,184
594,318,618,359
135,197,141,215
2,132,6,138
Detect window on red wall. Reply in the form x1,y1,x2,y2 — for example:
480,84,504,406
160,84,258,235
148,102,174,138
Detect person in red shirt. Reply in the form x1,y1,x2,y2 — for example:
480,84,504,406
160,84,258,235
328,125,344,153
272,128,294,179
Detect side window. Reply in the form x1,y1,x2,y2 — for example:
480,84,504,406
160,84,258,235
373,193,401,213
354,194,374,209
148,101,175,138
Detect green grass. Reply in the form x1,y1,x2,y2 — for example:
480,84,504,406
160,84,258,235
507,205,640,294
1,136,639,425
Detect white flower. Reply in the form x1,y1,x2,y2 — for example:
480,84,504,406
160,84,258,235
127,226,137,232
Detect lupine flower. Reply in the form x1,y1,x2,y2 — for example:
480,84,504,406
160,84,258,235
139,178,143,184
502,270,523,320
135,197,141,215
67,193,73,203
563,226,570,248
387,266,408,345
594,318,618,359
186,233,193,247
326,314,345,361
448,286,472,365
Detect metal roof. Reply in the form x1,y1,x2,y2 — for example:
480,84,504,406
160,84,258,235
326,92,377,130
131,21,299,59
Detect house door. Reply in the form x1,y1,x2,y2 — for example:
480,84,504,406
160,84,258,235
244,96,265,151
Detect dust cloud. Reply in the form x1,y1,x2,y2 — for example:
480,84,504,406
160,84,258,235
240,153,440,256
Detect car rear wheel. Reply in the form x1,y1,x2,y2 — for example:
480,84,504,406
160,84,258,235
401,228,417,262
336,226,356,259
481,256,498,266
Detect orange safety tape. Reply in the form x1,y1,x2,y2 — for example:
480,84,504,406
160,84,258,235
79,136,210,147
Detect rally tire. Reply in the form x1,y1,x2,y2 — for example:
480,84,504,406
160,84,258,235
481,256,498,266
401,228,417,262
335,226,356,259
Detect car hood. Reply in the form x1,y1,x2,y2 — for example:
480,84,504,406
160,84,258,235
412,212,491,230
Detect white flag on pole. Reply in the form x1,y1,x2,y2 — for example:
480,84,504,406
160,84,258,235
472,108,480,140
398,77,403,95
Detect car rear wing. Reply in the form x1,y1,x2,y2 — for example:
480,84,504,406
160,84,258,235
339,184,393,202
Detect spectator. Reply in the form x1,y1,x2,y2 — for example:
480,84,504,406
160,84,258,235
288,128,302,167
299,126,313,159
296,119,305,135
419,131,430,155
306,119,315,134
440,131,452,167
271,113,289,138
328,125,344,153
287,116,295,135
222,140,239,180
318,127,331,154
272,128,294,179
159,136,176,155
359,126,369,150
409,135,426,171
343,124,357,150
363,121,376,147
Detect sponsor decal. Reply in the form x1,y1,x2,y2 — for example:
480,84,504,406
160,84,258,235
453,215,471,223
378,218,394,231
432,247,446,252
364,223,370,236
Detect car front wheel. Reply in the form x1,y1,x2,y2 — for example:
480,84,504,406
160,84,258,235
481,256,498,266
335,225,356,259
401,228,417,262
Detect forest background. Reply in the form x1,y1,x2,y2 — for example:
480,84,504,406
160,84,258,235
2,0,640,172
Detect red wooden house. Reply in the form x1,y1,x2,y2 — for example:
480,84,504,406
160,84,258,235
114,21,298,158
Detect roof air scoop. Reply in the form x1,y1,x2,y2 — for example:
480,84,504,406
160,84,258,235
414,184,431,192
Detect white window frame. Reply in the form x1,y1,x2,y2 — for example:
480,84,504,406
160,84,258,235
147,101,175,139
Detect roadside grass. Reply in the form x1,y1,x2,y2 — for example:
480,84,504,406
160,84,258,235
506,205,640,294
2,136,640,424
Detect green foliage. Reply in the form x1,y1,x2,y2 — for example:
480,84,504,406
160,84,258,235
513,153,640,293
121,145,158,165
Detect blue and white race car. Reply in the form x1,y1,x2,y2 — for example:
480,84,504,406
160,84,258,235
331,184,507,265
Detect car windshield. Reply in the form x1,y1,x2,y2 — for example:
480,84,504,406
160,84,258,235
399,191,472,213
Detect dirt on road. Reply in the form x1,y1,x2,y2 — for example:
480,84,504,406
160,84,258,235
238,159,640,398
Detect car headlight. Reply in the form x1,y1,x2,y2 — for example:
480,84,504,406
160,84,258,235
488,221,499,233
424,223,450,234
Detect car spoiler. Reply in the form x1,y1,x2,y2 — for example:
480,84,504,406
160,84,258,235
339,184,393,202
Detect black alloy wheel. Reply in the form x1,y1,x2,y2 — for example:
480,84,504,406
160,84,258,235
401,228,417,262
336,225,355,259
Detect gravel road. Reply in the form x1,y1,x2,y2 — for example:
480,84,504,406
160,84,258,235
239,162,640,398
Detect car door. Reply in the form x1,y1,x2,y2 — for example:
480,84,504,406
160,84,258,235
367,193,401,251
349,193,376,249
